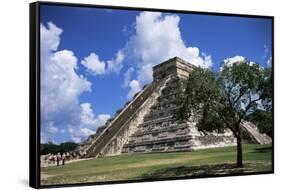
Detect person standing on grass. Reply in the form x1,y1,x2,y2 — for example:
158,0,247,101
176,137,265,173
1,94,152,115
57,152,61,166
62,152,66,165
66,152,70,160
53,154,57,166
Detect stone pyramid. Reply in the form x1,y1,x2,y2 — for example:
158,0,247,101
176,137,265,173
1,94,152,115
80,57,271,158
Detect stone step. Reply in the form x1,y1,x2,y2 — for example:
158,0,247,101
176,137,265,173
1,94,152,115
122,143,193,154
138,115,174,127
143,106,180,121
174,145,192,149
123,135,192,147
150,99,178,109
133,149,146,153
131,124,189,137
152,147,165,151
242,121,272,144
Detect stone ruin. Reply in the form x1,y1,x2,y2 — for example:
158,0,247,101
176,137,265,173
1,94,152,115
78,57,271,158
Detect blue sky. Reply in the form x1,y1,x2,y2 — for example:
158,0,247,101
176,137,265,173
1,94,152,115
40,4,272,144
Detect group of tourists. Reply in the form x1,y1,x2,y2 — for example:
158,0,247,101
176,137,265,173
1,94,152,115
45,152,70,166
43,150,87,166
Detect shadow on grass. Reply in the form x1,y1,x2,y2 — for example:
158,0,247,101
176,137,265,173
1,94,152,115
252,147,272,154
141,163,255,179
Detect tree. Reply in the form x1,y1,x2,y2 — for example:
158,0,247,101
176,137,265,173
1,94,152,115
40,142,78,155
177,60,272,167
60,142,79,152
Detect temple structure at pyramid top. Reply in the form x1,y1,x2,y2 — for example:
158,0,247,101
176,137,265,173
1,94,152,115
153,57,195,80
79,57,271,158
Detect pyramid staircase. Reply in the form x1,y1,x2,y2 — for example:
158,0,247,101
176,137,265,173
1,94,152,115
242,121,272,144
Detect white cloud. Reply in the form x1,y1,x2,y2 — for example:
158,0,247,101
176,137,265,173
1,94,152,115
81,53,106,75
46,121,58,134
262,45,269,59
221,55,263,72
80,103,96,126
41,22,110,143
127,80,141,99
261,45,272,66
80,103,110,129
40,22,62,53
224,55,245,66
267,56,272,66
122,67,134,88
81,50,125,75
68,128,94,143
220,55,245,71
41,132,48,144
202,53,213,68
107,50,125,73
41,48,91,121
68,104,110,143
123,11,212,98
94,114,111,127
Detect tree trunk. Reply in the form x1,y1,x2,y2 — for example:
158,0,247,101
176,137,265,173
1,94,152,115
236,131,243,168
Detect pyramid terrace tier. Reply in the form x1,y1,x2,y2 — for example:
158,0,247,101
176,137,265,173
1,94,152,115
143,106,180,122
131,123,190,138
122,135,193,154
152,93,178,105
138,115,185,128
150,101,178,112
155,93,178,102
157,85,178,96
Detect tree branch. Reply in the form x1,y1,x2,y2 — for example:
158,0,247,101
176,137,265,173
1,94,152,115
238,96,262,124
233,87,247,108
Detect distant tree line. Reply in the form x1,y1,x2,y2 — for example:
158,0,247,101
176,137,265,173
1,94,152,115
40,142,78,155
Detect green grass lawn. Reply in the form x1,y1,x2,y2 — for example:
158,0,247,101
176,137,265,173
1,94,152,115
41,144,272,186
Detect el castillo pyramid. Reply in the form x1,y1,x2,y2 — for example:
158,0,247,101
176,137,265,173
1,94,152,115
79,57,271,158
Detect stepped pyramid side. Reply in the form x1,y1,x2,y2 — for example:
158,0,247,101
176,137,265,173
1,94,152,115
81,57,271,158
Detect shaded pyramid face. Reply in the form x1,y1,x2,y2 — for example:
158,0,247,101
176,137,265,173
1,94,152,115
81,57,271,158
